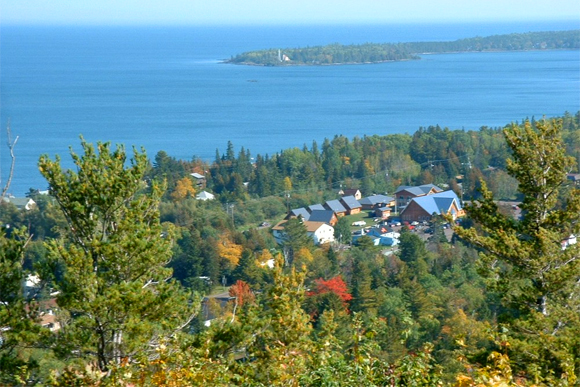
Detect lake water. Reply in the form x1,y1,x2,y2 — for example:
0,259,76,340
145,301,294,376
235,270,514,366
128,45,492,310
1,21,579,195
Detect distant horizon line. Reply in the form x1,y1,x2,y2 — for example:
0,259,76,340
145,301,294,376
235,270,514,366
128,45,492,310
2,18,579,28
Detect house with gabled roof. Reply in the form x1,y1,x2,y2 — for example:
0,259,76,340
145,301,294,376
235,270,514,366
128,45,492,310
394,184,443,208
195,191,215,201
324,199,347,217
374,207,391,219
359,194,395,210
307,204,326,213
341,188,362,200
339,195,362,215
2,196,36,211
400,190,463,222
285,207,311,221
308,210,338,226
190,172,207,189
272,220,335,245
304,221,335,245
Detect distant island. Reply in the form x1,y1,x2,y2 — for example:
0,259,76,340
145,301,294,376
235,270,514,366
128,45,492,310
224,30,580,66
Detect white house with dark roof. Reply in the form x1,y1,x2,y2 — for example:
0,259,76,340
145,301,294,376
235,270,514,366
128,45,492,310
272,220,335,245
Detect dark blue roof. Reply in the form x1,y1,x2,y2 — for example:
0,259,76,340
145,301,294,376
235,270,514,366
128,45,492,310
308,210,335,223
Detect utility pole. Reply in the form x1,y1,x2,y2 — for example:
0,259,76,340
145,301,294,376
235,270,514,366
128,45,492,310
225,202,235,225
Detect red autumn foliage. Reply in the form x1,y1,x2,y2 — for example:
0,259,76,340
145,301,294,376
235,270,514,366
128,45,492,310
307,275,353,305
229,280,255,307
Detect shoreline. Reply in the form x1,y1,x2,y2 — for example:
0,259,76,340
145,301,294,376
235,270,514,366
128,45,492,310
221,57,418,67
222,47,579,67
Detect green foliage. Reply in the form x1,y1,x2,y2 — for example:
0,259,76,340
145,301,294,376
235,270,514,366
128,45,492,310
454,118,580,383
333,216,351,244
280,217,313,267
38,139,198,372
350,248,378,315
8,113,580,384
227,30,579,66
0,226,45,384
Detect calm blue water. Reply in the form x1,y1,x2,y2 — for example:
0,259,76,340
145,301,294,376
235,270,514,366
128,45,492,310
1,21,579,195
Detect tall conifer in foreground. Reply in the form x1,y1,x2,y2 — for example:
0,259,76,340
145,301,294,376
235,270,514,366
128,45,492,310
39,139,198,372
453,118,580,383
0,227,44,384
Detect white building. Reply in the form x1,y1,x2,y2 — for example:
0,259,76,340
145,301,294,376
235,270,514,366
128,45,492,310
272,220,335,245
562,234,577,250
195,191,215,201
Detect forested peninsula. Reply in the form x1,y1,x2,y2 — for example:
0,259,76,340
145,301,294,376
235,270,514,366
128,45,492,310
225,29,580,66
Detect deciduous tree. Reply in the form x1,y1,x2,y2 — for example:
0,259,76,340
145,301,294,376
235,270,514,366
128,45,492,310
170,176,196,201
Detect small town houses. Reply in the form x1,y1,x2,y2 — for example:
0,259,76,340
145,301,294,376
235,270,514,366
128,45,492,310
274,185,464,246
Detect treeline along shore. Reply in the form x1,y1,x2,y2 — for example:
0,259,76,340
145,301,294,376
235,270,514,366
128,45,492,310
224,29,580,66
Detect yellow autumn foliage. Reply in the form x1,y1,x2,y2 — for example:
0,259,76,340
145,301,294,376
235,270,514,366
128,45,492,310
170,176,196,201
217,235,243,267
293,246,313,268
255,249,274,267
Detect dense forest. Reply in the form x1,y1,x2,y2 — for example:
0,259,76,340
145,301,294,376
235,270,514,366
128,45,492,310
225,30,580,66
1,113,580,385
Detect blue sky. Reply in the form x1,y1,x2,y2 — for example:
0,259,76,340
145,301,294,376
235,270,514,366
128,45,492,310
1,0,579,25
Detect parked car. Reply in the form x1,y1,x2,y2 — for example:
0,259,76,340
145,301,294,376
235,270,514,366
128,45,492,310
352,220,366,226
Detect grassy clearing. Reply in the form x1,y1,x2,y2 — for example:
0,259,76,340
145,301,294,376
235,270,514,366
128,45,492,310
343,210,375,232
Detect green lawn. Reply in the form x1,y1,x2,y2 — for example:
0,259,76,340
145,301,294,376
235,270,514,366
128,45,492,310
343,210,375,232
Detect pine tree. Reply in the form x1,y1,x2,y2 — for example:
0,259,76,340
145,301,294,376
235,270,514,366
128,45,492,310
38,139,198,372
280,217,312,267
334,216,351,244
350,248,377,314
453,118,580,383
0,227,44,384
